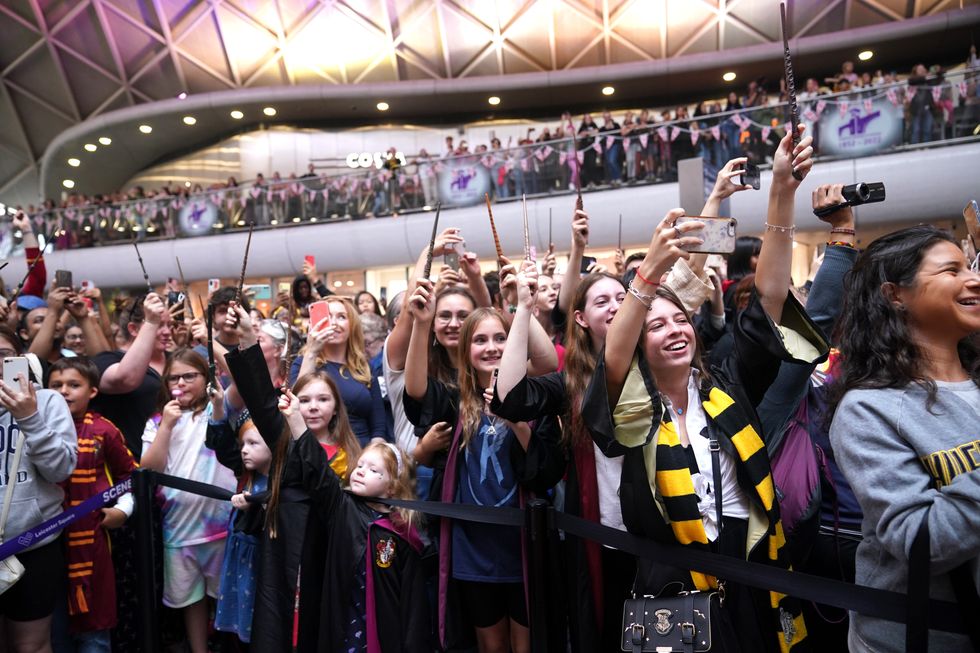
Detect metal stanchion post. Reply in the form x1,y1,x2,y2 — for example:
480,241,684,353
132,468,161,653
526,498,551,652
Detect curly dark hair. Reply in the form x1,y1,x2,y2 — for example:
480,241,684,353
829,225,980,416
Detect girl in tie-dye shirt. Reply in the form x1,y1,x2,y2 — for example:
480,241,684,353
140,348,237,653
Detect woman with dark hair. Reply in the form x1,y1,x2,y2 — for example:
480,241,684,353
354,290,382,317
829,225,980,653
581,127,822,652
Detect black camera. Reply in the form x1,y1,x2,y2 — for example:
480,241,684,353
841,182,886,207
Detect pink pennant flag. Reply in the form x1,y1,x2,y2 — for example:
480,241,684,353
592,139,602,154
520,159,530,171
959,81,968,97
710,125,720,140
240,196,247,208
321,188,329,200
605,136,614,149
886,88,898,106
535,148,548,162
838,101,848,117
623,137,630,150
803,108,817,122
250,187,261,198
308,191,316,202
670,126,681,142
689,130,699,145
864,98,873,113
657,126,668,141
931,86,942,103
816,100,827,117
639,134,649,148
576,151,585,164
559,152,567,166
762,126,771,141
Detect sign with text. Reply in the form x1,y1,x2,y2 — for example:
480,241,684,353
436,161,491,207
807,94,903,157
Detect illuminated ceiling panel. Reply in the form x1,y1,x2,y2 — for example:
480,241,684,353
0,0,977,204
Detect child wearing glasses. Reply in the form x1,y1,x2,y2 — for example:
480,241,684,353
140,348,237,653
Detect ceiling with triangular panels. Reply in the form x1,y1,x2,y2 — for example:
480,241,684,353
0,0,976,205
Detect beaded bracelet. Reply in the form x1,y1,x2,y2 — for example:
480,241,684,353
830,227,856,235
764,222,796,236
827,240,856,249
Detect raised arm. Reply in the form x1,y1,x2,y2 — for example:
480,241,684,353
754,125,813,325
557,205,589,316
386,228,464,372
28,287,70,359
99,294,166,394
404,278,435,401
603,210,702,403
497,261,539,400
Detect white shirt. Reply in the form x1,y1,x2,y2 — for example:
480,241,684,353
382,339,416,456
593,444,626,534
662,371,750,540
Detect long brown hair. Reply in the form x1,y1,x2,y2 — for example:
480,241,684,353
645,285,713,387
310,297,372,387
456,308,507,448
266,371,362,538
563,273,623,447
428,286,476,388
158,348,209,415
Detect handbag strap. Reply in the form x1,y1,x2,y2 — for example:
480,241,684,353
707,425,724,545
0,430,27,543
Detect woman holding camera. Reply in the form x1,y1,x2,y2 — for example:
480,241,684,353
582,127,822,652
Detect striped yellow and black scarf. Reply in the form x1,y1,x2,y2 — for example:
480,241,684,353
654,386,807,653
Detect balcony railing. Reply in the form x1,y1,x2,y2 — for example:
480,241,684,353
7,68,978,256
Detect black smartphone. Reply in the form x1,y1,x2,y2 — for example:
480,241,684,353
55,269,73,289
167,291,185,307
740,163,760,190
579,256,597,274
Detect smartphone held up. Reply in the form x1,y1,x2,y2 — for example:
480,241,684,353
674,216,738,254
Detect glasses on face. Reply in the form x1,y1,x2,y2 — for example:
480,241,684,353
166,371,203,385
436,311,469,325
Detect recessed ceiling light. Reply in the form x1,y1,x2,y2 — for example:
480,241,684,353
376,101,389,111
333,280,342,288
62,179,75,189
292,216,301,223
263,107,277,116
67,158,80,167
230,110,244,119
98,136,111,145
139,124,152,134
83,143,97,152
182,116,197,125
177,92,187,100
601,85,615,96
858,50,873,61
723,71,737,82
488,96,501,106
184,181,191,187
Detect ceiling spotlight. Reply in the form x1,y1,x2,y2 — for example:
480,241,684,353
858,50,873,61
67,158,80,167
263,107,277,116
292,216,301,223
62,179,75,189
177,92,187,100
376,101,389,111
139,124,152,134
723,71,737,82
270,219,279,225
98,136,111,145
185,181,191,187
488,96,501,106
601,85,615,96
333,280,342,288
230,110,244,119
182,116,197,125
84,143,97,152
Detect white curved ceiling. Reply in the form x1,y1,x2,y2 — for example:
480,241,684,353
1,0,977,206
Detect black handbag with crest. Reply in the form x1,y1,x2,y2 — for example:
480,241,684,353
621,425,728,652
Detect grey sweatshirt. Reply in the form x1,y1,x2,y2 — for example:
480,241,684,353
0,389,77,551
830,380,980,653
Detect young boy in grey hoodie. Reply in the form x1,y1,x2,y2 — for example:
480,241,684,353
0,365,77,639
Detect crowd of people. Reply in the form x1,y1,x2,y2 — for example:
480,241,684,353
1,120,978,653
8,52,978,252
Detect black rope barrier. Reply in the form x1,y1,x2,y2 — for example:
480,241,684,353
130,468,969,653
